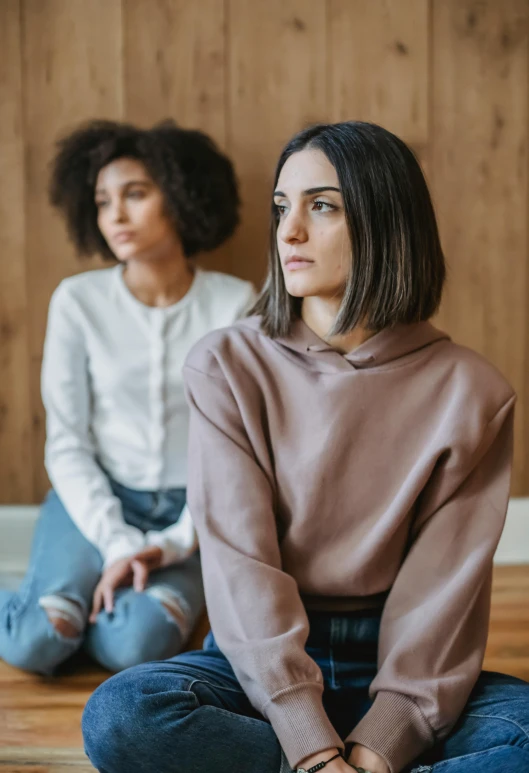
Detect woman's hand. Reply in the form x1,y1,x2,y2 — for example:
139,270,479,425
348,744,390,773
323,758,352,773
297,749,350,773
89,546,163,622
129,545,163,591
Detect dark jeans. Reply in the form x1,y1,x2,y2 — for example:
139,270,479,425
82,609,529,772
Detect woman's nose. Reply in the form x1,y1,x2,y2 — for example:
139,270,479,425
108,200,126,223
279,210,307,244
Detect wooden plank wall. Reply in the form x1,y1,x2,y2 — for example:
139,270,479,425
0,0,528,502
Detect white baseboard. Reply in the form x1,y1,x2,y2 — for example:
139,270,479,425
0,506,39,573
0,499,528,574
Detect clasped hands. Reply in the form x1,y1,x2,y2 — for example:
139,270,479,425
298,745,389,773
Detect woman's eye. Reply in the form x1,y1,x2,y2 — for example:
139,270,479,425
313,200,336,212
127,190,144,199
95,200,108,209
274,203,288,217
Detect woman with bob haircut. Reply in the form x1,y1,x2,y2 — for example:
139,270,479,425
82,121,529,773
0,119,255,676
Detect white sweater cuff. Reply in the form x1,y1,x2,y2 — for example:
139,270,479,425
145,505,198,567
103,532,146,568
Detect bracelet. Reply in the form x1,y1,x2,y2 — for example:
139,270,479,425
296,752,342,773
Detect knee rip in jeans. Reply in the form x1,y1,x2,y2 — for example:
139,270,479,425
145,585,191,637
38,594,85,639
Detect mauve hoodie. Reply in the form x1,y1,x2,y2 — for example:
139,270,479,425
183,315,515,773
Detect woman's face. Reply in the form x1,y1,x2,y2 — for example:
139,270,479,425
274,148,351,299
95,157,180,262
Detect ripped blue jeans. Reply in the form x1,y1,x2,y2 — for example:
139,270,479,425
83,609,529,772
0,480,204,675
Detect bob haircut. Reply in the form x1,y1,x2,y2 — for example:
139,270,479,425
49,119,240,259
252,121,446,338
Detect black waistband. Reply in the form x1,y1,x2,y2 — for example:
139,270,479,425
301,590,389,614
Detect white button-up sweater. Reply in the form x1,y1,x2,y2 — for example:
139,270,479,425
42,265,255,567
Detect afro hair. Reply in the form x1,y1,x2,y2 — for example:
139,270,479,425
49,119,240,259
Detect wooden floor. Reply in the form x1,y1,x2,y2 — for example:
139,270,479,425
1,567,528,771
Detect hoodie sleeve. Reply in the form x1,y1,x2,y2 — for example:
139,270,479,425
347,394,515,773
183,359,343,768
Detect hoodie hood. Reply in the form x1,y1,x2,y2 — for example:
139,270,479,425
239,316,450,372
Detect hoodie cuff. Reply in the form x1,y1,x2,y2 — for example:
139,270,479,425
264,682,343,768
346,691,434,773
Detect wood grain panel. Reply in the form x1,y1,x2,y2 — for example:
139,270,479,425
124,0,225,142
227,0,328,285
1,0,529,501
328,0,429,148
431,0,529,494
0,760,92,773
123,0,230,274
0,0,34,503
22,0,123,500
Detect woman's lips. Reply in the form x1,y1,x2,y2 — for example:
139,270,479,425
113,232,135,244
285,257,314,271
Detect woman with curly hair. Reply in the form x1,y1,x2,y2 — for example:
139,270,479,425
0,119,254,675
